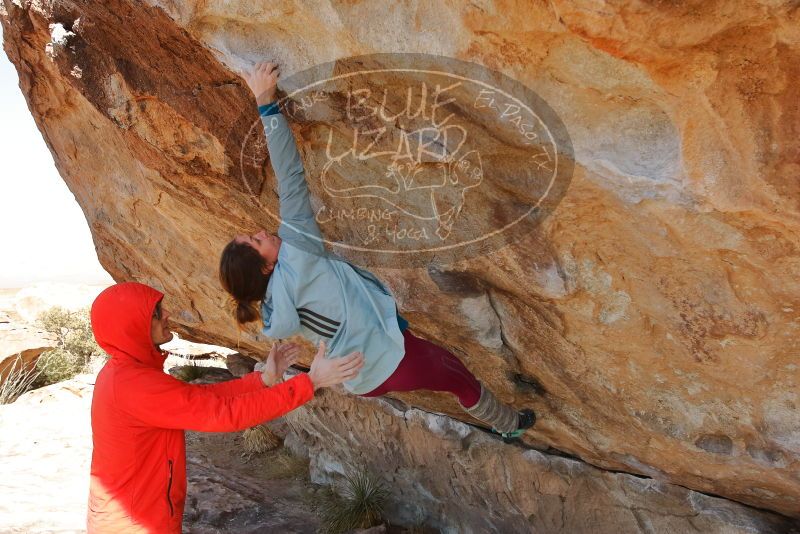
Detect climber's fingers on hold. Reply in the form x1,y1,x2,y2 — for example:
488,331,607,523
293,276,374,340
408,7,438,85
257,61,278,74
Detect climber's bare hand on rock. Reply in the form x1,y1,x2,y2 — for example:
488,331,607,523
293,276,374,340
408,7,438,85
243,61,280,107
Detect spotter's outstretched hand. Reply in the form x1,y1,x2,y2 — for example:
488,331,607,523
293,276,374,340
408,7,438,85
260,341,301,386
307,341,364,391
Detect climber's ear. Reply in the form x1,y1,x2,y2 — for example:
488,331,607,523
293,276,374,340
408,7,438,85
261,262,274,276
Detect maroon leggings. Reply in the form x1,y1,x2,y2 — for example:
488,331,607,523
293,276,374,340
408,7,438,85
361,329,481,408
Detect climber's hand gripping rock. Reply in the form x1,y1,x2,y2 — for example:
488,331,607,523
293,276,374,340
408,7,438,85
243,61,280,106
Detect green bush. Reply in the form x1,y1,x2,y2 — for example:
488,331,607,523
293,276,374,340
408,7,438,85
34,348,83,386
34,307,104,387
317,467,389,534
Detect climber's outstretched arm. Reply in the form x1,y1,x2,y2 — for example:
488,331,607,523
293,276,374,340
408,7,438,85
244,61,324,255
261,108,325,253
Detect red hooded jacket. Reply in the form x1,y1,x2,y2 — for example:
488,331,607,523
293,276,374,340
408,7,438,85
87,282,314,533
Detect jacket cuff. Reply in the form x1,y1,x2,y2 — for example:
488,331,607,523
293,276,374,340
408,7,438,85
287,372,315,401
258,101,281,117
243,371,266,388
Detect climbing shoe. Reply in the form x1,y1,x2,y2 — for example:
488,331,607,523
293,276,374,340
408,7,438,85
498,409,536,443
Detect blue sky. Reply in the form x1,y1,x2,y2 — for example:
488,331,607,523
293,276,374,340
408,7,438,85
0,25,112,287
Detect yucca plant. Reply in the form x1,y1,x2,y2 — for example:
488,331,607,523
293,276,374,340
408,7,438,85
317,467,389,534
0,354,42,404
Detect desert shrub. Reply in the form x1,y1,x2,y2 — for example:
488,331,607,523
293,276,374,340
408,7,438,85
0,354,41,404
317,467,389,534
34,307,104,387
34,348,83,385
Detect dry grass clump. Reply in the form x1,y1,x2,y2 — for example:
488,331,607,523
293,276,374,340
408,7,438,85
241,424,281,458
264,448,311,480
0,355,40,404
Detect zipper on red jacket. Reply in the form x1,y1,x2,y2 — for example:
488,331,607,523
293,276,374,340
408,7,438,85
167,459,174,517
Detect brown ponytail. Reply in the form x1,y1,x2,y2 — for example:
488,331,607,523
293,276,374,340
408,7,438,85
235,300,261,325
219,240,271,325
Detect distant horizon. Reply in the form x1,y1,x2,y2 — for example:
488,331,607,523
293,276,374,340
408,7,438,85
0,278,114,291
0,24,114,289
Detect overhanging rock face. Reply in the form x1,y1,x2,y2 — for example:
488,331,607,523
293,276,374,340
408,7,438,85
2,0,799,519
276,384,798,534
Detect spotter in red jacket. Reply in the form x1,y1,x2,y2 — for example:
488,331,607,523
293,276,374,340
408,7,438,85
87,282,313,533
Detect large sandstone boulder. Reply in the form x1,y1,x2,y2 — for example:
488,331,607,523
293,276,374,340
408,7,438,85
2,0,799,521
276,383,799,534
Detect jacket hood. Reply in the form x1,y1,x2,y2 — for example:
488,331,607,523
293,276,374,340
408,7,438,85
91,282,166,368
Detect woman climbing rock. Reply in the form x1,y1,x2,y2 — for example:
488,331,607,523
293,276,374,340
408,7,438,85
219,61,536,441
